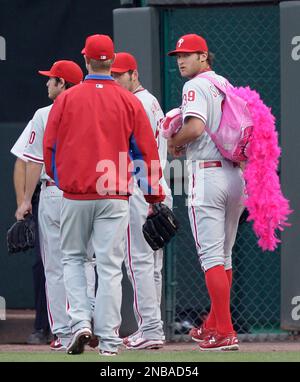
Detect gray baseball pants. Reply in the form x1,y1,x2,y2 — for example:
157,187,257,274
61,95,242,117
60,197,128,353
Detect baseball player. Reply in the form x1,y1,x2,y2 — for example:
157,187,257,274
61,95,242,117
43,34,165,356
11,131,50,345
166,34,244,351
111,52,172,349
15,60,96,351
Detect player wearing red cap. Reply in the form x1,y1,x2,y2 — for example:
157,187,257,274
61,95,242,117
111,52,173,350
43,35,165,356
166,34,244,351
15,60,96,351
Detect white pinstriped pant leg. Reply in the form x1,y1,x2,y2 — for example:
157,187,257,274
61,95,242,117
187,161,244,272
38,186,71,338
124,192,163,340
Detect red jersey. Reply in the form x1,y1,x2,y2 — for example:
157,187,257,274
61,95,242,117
43,75,165,204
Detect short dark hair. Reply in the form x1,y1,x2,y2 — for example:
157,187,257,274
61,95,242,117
54,77,76,90
207,52,215,67
197,52,214,67
127,70,134,79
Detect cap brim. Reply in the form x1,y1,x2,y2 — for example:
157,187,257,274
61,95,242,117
81,48,86,55
167,48,203,56
38,70,52,77
111,67,129,73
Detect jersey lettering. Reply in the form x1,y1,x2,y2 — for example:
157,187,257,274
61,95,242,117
209,84,220,98
188,90,196,102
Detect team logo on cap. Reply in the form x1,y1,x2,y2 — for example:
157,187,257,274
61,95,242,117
177,38,184,48
100,55,107,60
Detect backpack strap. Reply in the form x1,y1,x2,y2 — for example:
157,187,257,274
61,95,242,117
196,73,229,94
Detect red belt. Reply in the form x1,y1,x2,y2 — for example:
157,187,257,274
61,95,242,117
199,161,222,169
46,181,56,187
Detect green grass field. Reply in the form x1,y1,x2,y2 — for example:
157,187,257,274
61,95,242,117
0,351,300,362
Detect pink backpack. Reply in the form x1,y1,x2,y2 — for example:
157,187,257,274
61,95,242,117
200,74,253,162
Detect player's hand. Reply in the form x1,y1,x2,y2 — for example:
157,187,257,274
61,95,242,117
168,139,185,157
239,161,246,171
148,204,154,216
167,139,177,156
174,145,186,157
15,200,32,220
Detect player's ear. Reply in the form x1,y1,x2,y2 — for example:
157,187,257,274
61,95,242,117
59,78,66,89
132,69,139,81
84,55,90,72
199,52,208,62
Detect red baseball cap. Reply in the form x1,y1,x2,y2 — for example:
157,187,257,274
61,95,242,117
38,60,83,84
168,34,208,56
81,34,114,61
111,52,138,73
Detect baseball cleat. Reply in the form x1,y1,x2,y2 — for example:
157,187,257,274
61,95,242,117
125,337,164,350
123,330,142,346
66,327,92,355
27,329,50,345
198,332,239,351
123,336,130,346
99,349,118,357
189,325,216,343
88,334,99,348
50,338,67,351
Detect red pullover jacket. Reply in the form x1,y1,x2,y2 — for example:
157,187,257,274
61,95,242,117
43,75,165,204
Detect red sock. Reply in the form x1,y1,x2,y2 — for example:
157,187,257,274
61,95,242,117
204,308,216,329
205,269,233,330
205,265,233,335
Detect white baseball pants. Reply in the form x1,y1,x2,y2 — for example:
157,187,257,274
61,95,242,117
38,184,95,340
187,160,245,272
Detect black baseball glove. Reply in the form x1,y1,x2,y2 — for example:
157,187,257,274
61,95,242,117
239,208,249,225
142,203,180,251
7,213,36,254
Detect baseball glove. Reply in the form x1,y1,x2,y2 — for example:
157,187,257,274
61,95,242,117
160,108,183,139
143,203,180,251
7,213,36,254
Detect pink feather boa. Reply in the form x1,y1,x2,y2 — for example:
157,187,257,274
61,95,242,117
232,86,292,251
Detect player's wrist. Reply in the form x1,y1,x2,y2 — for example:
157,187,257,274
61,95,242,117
23,197,32,205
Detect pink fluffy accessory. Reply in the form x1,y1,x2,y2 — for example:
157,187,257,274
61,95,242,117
232,86,292,251
198,73,292,251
